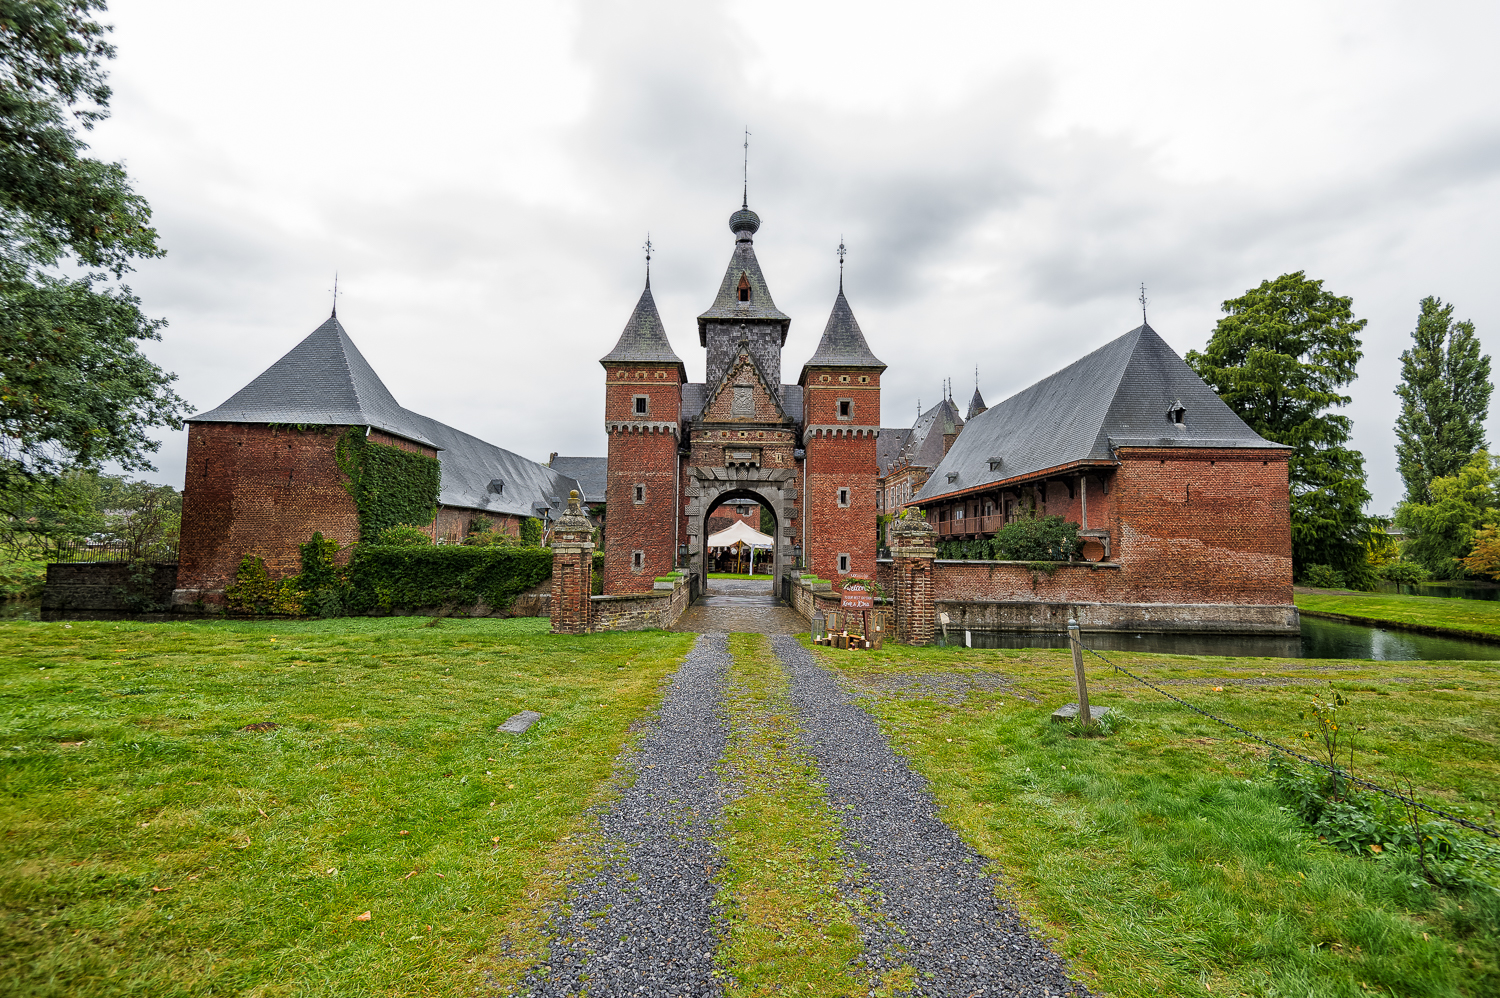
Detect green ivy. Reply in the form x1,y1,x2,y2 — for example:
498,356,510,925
519,516,543,546
335,428,442,541
343,546,552,613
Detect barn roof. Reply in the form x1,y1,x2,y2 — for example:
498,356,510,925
915,324,1285,502
190,315,579,519
548,456,607,503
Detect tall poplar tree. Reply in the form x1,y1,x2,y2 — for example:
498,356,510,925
1187,272,1372,583
1393,296,1491,503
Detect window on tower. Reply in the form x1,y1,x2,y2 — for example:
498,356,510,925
838,399,852,419
634,395,648,416
737,273,751,302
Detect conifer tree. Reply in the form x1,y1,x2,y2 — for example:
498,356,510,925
1393,296,1492,503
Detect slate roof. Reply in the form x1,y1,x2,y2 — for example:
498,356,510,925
877,427,912,476
798,286,886,384
697,211,791,340
191,315,437,448
915,324,1286,502
600,277,686,373
549,456,607,503
894,398,964,472
190,315,579,519
681,383,803,425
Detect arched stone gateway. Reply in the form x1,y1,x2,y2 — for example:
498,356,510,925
684,465,798,587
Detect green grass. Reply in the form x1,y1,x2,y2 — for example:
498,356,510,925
0,616,695,997
715,634,901,997
820,641,1500,998
1297,589,1500,640
708,573,773,581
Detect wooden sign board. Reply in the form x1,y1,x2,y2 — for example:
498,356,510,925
840,580,875,610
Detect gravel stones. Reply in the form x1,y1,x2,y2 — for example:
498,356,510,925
508,633,731,998
772,635,1094,998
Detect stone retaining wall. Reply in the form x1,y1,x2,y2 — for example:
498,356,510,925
590,575,693,631
936,598,1298,634
42,563,179,621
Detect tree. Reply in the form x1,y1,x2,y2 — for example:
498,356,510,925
0,0,186,481
1394,451,1498,579
1186,272,1372,583
1394,296,1492,503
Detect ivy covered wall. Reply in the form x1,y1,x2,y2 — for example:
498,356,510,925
335,428,442,541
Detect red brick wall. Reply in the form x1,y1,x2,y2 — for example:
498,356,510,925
604,362,683,594
177,423,359,595
434,508,522,545
801,366,881,579
926,448,1292,605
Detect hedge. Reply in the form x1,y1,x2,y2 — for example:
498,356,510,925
344,545,552,613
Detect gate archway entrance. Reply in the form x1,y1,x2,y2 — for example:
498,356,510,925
685,467,797,591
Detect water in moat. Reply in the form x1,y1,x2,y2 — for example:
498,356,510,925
934,615,1500,661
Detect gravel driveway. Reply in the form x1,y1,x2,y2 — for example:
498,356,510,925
503,633,1092,997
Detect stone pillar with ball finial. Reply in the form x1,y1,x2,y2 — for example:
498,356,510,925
550,490,595,634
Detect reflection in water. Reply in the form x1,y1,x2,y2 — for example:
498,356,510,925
1375,581,1500,601
936,616,1500,661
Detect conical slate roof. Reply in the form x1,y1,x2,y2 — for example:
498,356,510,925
697,205,790,341
966,386,987,420
895,397,963,471
600,278,686,372
915,324,1286,500
190,315,437,447
798,286,886,384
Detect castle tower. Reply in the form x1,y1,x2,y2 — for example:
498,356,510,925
600,275,686,593
697,201,791,394
798,279,885,579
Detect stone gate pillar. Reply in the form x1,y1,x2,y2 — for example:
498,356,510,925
550,491,595,635
890,514,937,645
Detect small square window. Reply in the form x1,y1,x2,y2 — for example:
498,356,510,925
837,553,850,574
633,484,645,503
837,399,852,419
838,487,850,507
634,395,648,416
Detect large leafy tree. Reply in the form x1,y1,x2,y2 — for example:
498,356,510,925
1186,272,1372,582
1393,296,1491,503
1394,450,1497,579
1,0,186,483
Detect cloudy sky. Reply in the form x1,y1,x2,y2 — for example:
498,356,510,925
91,0,1500,515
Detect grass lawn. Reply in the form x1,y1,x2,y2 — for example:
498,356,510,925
820,640,1500,998
0,616,695,998
707,573,774,581
1297,589,1500,641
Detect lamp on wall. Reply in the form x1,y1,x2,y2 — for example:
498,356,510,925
791,541,803,568
677,543,689,567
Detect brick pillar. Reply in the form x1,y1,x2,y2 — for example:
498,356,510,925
889,514,937,645
550,491,595,635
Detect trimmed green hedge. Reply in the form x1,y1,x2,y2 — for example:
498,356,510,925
344,546,552,613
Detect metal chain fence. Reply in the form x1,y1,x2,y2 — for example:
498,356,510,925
1080,643,1500,841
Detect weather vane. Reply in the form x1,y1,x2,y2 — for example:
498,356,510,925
330,272,341,318
837,236,847,286
742,127,751,207
643,233,653,279
1139,282,1148,324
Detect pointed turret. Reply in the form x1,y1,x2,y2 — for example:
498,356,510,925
698,201,791,390
798,285,886,385
600,277,686,378
967,385,988,420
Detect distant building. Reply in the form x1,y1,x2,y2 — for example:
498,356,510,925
877,395,965,517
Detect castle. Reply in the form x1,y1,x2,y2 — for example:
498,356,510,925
599,198,883,593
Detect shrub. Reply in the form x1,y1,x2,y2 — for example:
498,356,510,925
224,556,279,615
0,559,47,601
344,545,552,613
462,529,516,548
519,517,543,547
1300,563,1347,589
1379,560,1432,585
374,524,433,547
937,515,1080,561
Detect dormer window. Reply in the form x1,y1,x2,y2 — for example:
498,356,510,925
737,273,751,302
1168,401,1186,425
